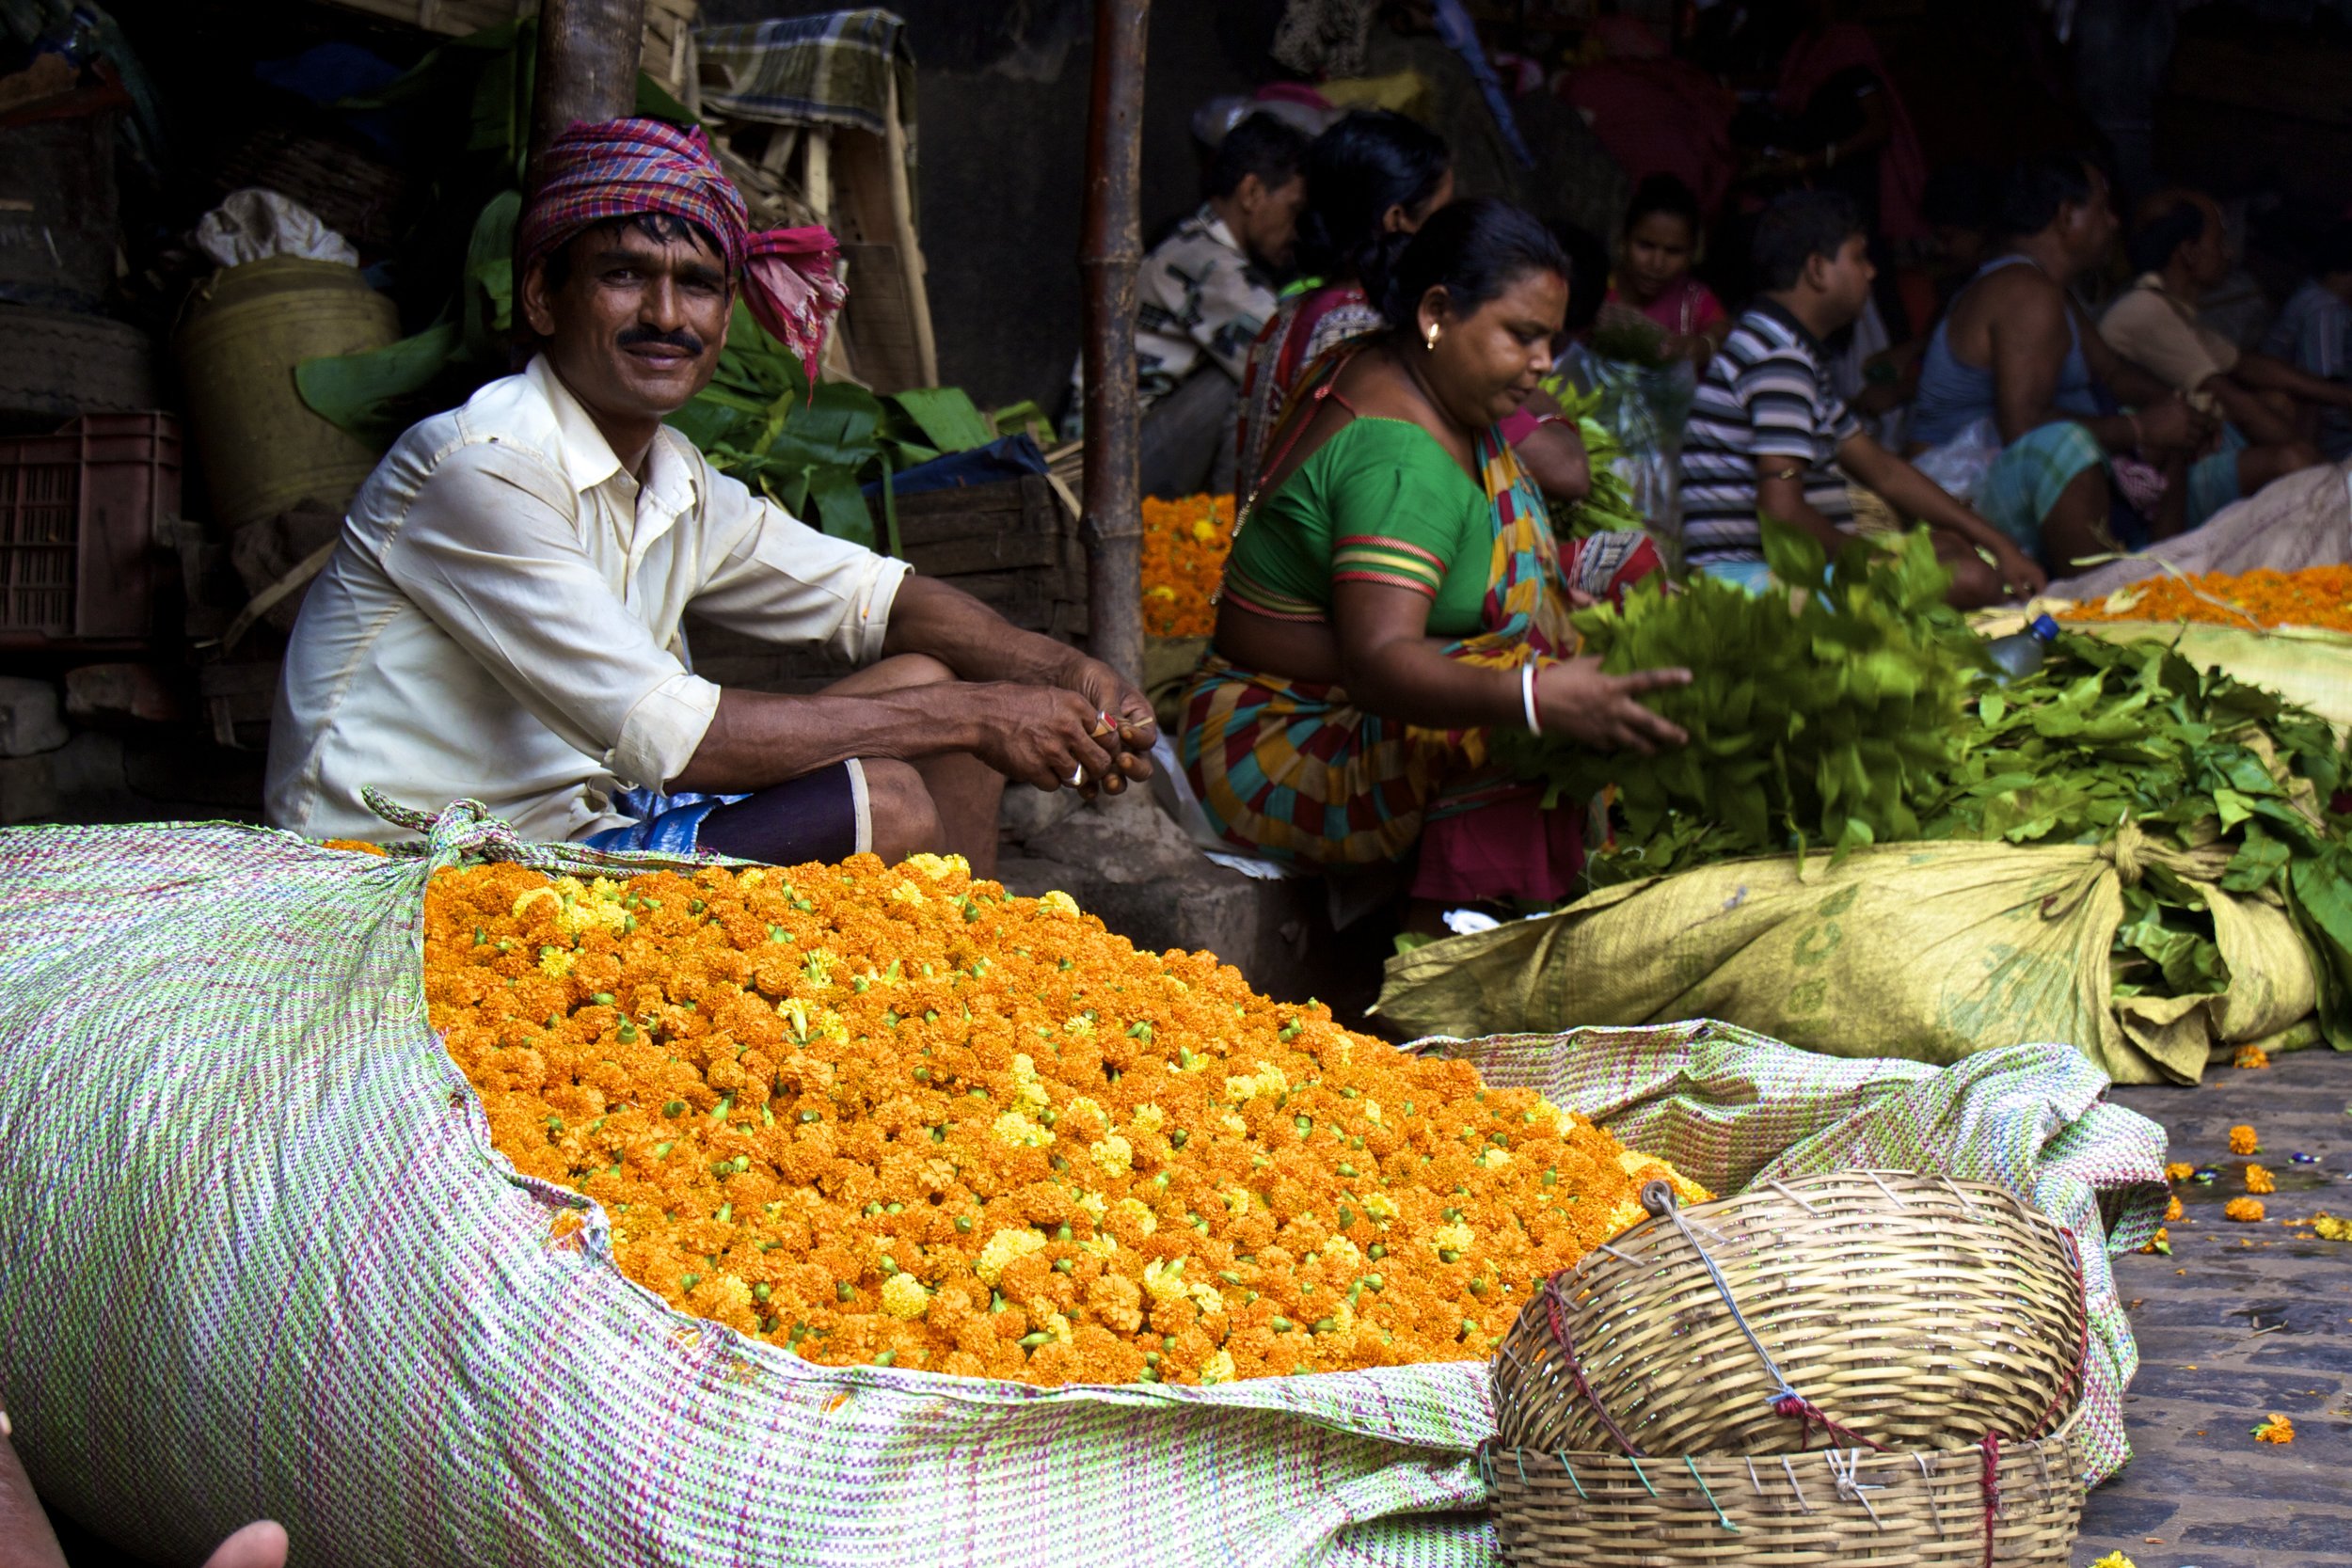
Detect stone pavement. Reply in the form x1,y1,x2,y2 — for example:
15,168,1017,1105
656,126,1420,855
2078,1044,2352,1567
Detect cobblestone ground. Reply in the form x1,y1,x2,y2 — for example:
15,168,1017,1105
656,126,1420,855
2077,1044,2352,1567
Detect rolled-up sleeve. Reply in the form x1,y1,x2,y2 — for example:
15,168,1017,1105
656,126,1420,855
381,445,721,791
685,468,911,666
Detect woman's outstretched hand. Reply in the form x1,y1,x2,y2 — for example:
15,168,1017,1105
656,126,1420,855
1534,658,1692,755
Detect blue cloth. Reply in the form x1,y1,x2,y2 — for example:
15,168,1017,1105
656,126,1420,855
581,788,745,856
861,434,1047,502
1913,257,2103,447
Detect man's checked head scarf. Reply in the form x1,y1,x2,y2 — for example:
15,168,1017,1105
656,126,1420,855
518,118,846,385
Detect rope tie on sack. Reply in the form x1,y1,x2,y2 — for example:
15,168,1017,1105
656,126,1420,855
1636,1181,1887,1453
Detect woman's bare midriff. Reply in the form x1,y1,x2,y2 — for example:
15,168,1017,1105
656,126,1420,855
1211,597,1453,689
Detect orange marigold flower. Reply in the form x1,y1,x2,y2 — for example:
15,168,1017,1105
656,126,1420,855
322,838,389,856
422,856,1705,1387
1139,494,1234,638
2251,1413,2295,1444
2163,1162,2196,1183
2228,1124,2260,1156
2139,1227,2169,1256
2245,1164,2276,1196
2057,564,2352,635
2233,1042,2270,1070
2224,1197,2265,1223
2164,1195,2184,1223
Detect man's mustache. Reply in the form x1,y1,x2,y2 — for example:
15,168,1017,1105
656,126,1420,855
617,325,706,356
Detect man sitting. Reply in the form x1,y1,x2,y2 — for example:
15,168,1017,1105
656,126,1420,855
266,119,1152,870
2098,189,2327,514
1072,111,1311,498
2264,220,2352,461
1677,190,2046,607
1907,154,2214,574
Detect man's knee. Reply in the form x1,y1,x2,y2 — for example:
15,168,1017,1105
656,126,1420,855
1942,551,2004,610
860,757,944,863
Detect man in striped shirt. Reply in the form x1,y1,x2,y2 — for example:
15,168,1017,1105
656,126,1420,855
1677,191,2045,606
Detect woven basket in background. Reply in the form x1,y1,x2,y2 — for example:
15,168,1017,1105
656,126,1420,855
1493,1170,2088,1458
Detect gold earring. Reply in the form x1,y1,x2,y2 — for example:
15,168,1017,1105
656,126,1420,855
1423,322,1441,352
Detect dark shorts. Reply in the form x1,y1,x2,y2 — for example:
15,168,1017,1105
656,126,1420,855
580,760,872,865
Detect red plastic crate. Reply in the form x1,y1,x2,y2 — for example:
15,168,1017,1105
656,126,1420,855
0,411,179,641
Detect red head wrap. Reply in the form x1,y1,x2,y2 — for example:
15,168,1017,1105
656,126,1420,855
517,117,846,385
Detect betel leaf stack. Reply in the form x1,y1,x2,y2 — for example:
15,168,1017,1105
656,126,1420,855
1510,521,1976,876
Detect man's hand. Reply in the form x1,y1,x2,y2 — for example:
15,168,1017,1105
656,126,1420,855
967,684,1126,794
1043,653,1157,795
202,1522,288,1568
1990,542,2049,599
2136,395,2208,454
1534,658,1692,755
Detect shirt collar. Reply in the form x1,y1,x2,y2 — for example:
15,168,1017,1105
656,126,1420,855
526,353,702,517
1751,296,1827,356
1197,203,1245,260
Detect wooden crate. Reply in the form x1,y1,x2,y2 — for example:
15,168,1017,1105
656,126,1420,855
688,475,1084,693
314,0,699,99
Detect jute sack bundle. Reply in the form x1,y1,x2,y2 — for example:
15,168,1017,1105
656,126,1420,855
0,807,2165,1565
1376,831,2314,1085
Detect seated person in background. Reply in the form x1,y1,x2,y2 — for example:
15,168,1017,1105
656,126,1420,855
1236,110,1455,488
1233,111,1593,507
1598,174,1731,368
1909,154,2216,574
2265,220,2352,461
1076,111,1310,499
2098,189,2327,510
269,119,1153,870
1678,190,2045,607
1181,200,1688,922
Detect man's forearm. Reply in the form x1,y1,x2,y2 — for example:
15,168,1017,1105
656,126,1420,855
882,576,1082,688
1756,484,1849,553
1845,438,2010,552
671,685,993,793
2237,350,2352,407
2205,376,2297,445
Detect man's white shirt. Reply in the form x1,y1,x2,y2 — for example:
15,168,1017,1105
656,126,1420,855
264,355,908,843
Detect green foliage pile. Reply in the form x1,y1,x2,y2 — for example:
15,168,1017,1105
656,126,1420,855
666,303,993,552
1506,519,2352,1032
1545,381,1645,540
1509,523,1974,872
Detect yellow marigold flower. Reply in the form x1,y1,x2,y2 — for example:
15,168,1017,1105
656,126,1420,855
2252,1413,2294,1444
905,853,968,880
2088,1554,2139,1568
1074,1189,1109,1223
1327,1296,1357,1335
1362,1192,1399,1222
1009,1054,1051,1115
2230,1124,2260,1155
2247,1164,2276,1195
537,945,576,978
1477,1148,1510,1170
1187,1281,1226,1316
1431,1221,1473,1257
1090,1133,1135,1177
887,879,927,906
1128,1103,1167,1135
1115,1196,1158,1237
1200,1349,1237,1385
1078,1235,1119,1259
2164,1162,2196,1182
1141,1257,1191,1304
2313,1214,2352,1242
992,1111,1052,1149
698,1273,753,1319
1218,1112,1248,1135
1040,890,1080,917
1220,1186,1252,1217
1029,1296,1073,1344
1062,1015,1095,1039
2225,1197,2266,1223
1361,1101,1382,1124
881,1273,930,1321
1322,1235,1362,1273
975,1227,1047,1285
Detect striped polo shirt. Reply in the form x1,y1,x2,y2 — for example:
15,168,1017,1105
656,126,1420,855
1677,300,1861,564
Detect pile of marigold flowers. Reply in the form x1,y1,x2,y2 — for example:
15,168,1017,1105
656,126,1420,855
2058,564,2352,634
421,853,1703,1387
1140,494,1234,638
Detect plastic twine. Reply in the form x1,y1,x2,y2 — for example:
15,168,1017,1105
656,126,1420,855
1636,1181,1887,1453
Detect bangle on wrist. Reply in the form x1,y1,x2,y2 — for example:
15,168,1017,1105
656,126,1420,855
1520,662,1543,736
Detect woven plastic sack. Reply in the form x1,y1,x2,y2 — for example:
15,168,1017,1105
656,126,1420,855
2045,460,2352,602
1376,834,2316,1086
0,807,2162,1566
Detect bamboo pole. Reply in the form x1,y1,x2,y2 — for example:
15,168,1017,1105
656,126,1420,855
1077,0,1150,689
528,0,647,191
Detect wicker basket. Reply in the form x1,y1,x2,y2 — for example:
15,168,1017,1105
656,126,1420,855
1485,1415,2085,1566
1493,1171,2087,1459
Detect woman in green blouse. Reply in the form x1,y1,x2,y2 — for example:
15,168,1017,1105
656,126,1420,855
1178,199,1690,910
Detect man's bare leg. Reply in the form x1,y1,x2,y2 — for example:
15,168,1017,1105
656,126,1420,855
2040,462,2119,574
822,654,1009,875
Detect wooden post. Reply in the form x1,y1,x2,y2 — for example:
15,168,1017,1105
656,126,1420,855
528,0,647,190
1077,0,1150,690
